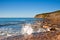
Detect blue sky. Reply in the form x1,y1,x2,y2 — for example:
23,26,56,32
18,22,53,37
0,0,60,18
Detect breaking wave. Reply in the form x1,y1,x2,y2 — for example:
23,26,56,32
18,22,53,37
0,18,45,37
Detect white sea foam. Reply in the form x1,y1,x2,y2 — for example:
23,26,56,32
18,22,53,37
0,23,50,37
21,23,51,35
21,23,33,35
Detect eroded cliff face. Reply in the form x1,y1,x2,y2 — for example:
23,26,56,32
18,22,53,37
35,10,60,25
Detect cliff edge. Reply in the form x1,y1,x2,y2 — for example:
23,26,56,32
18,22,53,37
35,10,60,25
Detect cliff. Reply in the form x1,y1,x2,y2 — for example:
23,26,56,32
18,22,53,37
35,10,60,25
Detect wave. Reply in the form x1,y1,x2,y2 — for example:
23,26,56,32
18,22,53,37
0,18,44,37
0,21,25,27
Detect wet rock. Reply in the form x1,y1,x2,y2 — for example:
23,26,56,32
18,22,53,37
1,31,60,40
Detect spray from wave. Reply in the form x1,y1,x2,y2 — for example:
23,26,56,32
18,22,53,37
21,23,49,35
21,23,33,35
0,18,50,37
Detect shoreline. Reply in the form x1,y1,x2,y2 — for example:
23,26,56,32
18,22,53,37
0,31,60,40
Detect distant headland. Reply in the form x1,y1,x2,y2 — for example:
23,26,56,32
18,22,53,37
35,10,60,25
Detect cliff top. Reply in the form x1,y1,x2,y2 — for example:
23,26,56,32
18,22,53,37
35,10,60,15
35,10,60,18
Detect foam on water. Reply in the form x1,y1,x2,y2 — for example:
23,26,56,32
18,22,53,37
0,18,46,37
21,23,33,35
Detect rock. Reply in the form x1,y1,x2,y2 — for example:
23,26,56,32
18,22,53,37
1,31,60,40
43,25,49,28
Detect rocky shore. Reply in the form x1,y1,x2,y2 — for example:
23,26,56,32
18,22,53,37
35,10,60,31
34,10,60,40
1,31,60,40
0,10,60,40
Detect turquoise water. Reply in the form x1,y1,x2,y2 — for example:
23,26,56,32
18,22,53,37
0,18,43,37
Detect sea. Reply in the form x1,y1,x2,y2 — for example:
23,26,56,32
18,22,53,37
0,18,43,37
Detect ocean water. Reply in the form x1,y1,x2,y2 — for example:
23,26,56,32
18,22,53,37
0,18,43,37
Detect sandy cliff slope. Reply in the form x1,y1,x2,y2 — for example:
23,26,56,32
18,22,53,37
35,10,60,25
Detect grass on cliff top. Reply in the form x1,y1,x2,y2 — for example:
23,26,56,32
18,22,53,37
35,10,60,18
38,10,60,15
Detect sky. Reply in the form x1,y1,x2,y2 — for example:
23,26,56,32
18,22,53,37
0,0,60,18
